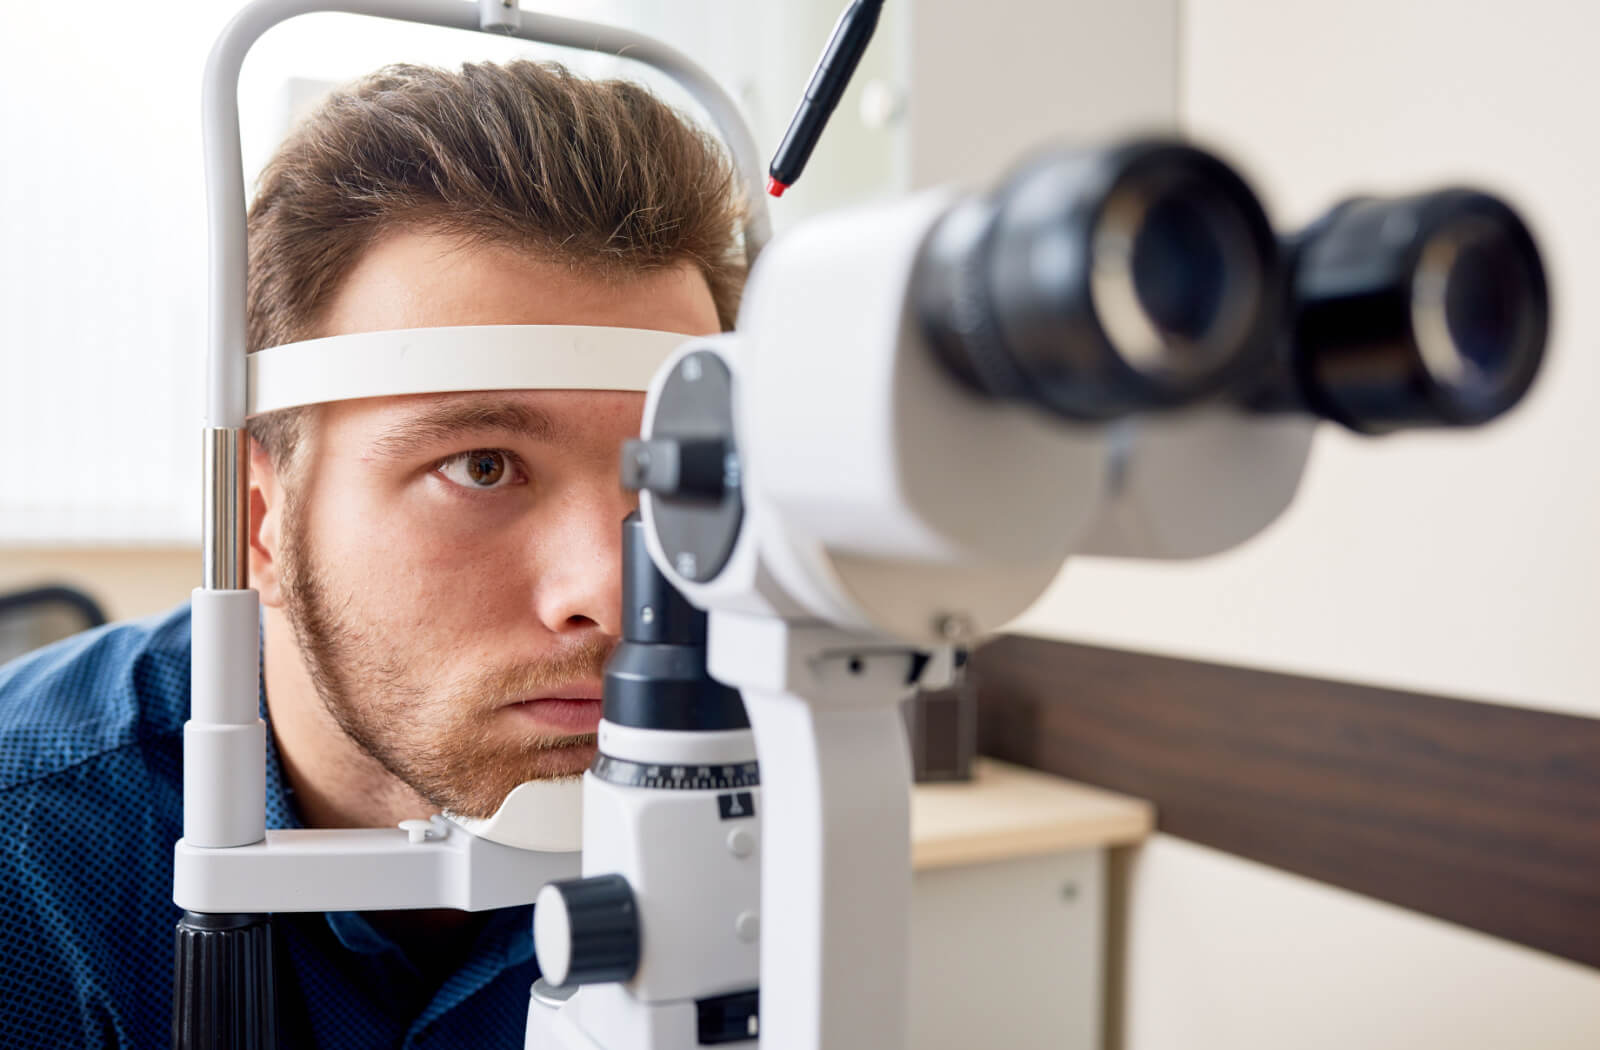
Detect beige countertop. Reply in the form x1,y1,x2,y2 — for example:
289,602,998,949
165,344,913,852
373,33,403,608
911,758,1154,871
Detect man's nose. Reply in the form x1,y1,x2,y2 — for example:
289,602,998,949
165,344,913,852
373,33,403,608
529,483,633,639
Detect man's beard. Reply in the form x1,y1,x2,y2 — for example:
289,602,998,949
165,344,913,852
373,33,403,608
277,491,608,819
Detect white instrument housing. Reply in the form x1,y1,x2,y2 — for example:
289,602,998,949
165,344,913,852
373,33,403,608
628,187,1321,1050
648,193,1317,648
527,722,763,1050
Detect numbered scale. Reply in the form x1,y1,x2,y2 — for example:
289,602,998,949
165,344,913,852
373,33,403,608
592,756,761,793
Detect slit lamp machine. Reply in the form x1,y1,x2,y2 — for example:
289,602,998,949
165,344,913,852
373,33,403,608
171,1,1551,1047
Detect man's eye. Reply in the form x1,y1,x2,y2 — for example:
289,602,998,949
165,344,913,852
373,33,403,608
437,450,523,490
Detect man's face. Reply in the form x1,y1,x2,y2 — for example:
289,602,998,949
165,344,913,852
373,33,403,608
269,229,722,819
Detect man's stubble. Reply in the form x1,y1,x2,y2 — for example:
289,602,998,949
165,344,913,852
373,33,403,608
276,484,607,819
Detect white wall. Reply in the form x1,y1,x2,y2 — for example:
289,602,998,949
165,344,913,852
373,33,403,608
992,2,1600,1046
904,0,1178,190
1010,0,1600,722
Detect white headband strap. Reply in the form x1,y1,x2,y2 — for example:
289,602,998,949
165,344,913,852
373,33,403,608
246,324,689,418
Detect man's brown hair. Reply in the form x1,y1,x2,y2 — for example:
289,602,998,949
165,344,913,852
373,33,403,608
246,59,748,463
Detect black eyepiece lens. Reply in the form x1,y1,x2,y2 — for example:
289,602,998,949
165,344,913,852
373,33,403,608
1131,192,1229,345
914,140,1278,421
1283,191,1547,433
1437,225,1539,386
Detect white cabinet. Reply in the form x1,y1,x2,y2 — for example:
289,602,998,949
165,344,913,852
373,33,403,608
909,760,1152,1049
912,849,1106,1050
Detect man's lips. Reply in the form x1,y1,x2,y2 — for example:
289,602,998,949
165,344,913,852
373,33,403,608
501,678,603,706
503,682,604,734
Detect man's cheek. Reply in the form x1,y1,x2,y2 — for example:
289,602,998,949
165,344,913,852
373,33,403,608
377,531,533,632
317,492,531,609
339,499,459,573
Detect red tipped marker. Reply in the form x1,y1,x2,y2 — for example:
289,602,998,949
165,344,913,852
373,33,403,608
767,0,883,199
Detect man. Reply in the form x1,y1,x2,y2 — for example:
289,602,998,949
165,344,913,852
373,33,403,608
0,60,747,1048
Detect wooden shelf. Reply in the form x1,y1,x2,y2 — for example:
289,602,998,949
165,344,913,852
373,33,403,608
911,758,1153,871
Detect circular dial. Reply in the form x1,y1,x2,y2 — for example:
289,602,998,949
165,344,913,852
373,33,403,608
622,348,743,583
591,753,761,791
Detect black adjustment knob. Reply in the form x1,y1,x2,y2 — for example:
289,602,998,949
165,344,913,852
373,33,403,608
172,911,277,1049
534,875,641,988
622,437,730,501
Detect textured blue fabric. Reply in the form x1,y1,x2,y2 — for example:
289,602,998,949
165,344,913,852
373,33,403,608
0,604,540,1048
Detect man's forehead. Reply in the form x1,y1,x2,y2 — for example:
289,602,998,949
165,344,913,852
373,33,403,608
335,388,645,455
369,391,557,436
320,229,721,338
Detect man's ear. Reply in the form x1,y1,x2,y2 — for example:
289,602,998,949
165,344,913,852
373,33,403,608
248,437,289,609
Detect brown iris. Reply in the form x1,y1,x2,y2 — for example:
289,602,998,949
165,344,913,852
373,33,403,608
464,450,506,486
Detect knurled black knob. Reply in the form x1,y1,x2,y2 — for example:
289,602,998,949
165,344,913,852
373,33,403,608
621,437,730,501
172,911,277,1049
534,875,641,987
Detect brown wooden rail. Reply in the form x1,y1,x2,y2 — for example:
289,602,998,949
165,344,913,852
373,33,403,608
973,634,1600,970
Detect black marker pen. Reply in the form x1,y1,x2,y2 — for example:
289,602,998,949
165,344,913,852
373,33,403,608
767,0,885,197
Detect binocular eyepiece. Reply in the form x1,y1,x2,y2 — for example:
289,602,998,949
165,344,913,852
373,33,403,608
1276,190,1547,433
914,140,1549,434
915,142,1279,421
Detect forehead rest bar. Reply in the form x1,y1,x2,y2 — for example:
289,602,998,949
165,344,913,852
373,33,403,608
246,324,690,417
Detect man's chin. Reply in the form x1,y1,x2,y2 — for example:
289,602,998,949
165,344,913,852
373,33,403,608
432,737,597,820
530,737,599,776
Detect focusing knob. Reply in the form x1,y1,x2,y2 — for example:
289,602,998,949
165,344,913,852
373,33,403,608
534,875,641,988
622,437,731,501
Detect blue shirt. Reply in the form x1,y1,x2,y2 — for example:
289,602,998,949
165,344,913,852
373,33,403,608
0,604,540,1048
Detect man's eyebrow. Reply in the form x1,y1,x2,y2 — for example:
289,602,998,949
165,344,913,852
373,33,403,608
368,399,562,460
